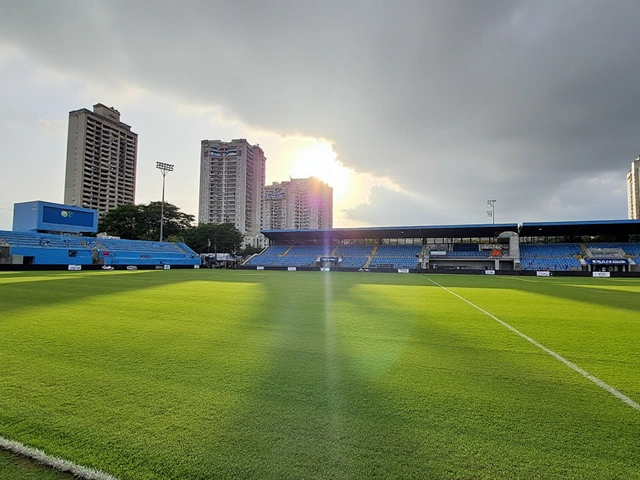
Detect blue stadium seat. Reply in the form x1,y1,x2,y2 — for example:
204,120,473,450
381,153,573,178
519,243,582,271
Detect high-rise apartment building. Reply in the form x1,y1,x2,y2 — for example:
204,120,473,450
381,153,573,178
64,104,137,217
263,177,333,230
199,139,266,246
628,156,640,220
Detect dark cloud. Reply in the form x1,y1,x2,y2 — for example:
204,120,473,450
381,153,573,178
1,0,638,223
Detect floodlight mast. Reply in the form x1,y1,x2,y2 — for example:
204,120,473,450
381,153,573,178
156,162,174,242
487,199,496,225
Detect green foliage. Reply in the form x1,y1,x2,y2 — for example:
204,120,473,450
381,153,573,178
97,202,194,241
164,235,184,243
182,222,243,254
1,272,639,479
139,202,194,241
96,204,144,239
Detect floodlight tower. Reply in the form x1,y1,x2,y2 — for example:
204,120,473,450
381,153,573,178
156,162,174,242
487,199,496,225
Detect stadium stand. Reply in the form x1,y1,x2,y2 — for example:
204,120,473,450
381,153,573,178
585,243,640,256
243,243,422,269
0,230,199,267
286,245,335,256
369,256,418,269
271,255,318,267
375,245,422,256
335,245,374,269
335,245,374,256
0,230,95,265
369,244,421,269
244,245,335,267
339,256,369,268
262,245,290,255
96,238,199,266
519,243,583,271
244,245,287,266
584,242,640,267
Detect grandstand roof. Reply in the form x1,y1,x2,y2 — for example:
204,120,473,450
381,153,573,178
263,219,640,243
519,220,640,238
262,223,519,242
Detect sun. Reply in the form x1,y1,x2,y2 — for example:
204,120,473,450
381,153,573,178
290,143,353,198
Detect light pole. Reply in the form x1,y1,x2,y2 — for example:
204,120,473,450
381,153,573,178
487,199,496,224
156,162,174,242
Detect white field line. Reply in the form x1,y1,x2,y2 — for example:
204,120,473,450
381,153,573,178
422,276,640,412
0,435,118,480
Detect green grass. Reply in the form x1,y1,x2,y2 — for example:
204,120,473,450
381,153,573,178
0,448,76,480
1,270,639,479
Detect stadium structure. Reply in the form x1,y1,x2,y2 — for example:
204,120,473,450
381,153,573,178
2,200,640,276
243,221,640,277
0,201,200,270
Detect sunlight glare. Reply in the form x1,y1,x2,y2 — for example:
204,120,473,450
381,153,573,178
290,143,354,199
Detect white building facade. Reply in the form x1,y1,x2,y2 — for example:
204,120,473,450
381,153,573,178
199,139,266,246
64,104,138,217
628,156,640,220
263,177,333,230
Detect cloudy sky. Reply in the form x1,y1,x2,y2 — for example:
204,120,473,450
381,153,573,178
1,0,639,231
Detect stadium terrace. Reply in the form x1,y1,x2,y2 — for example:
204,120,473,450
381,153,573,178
1,200,639,277
244,220,640,276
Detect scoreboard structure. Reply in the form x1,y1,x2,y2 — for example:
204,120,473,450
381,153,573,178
12,201,98,234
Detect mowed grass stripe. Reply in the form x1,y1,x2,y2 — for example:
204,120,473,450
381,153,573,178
329,275,640,478
1,270,640,479
423,275,640,411
423,274,640,401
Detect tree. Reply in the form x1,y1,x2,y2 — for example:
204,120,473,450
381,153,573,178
97,202,195,241
139,202,195,241
183,223,244,254
98,204,145,239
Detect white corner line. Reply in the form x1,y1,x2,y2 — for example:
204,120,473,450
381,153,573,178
422,275,640,412
0,435,118,480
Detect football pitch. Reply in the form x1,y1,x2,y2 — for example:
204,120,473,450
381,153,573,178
0,270,639,479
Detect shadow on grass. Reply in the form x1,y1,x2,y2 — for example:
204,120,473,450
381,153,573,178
2,270,639,478
211,275,640,478
0,270,276,480
185,276,441,478
3,270,638,318
0,270,258,317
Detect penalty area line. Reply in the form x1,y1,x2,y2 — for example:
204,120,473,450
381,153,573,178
0,435,118,480
421,275,640,412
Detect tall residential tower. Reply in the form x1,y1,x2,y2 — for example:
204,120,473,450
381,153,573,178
64,104,137,217
199,139,266,246
263,177,333,230
628,156,640,219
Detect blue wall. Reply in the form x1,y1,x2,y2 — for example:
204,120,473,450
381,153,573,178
100,250,199,266
10,246,94,265
13,201,98,234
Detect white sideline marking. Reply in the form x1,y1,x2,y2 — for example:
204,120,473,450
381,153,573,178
422,276,640,412
0,435,118,480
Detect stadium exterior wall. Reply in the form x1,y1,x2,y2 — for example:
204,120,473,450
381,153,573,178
8,246,95,265
0,264,200,271
237,265,640,278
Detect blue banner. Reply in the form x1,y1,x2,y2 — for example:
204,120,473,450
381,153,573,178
586,258,628,265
